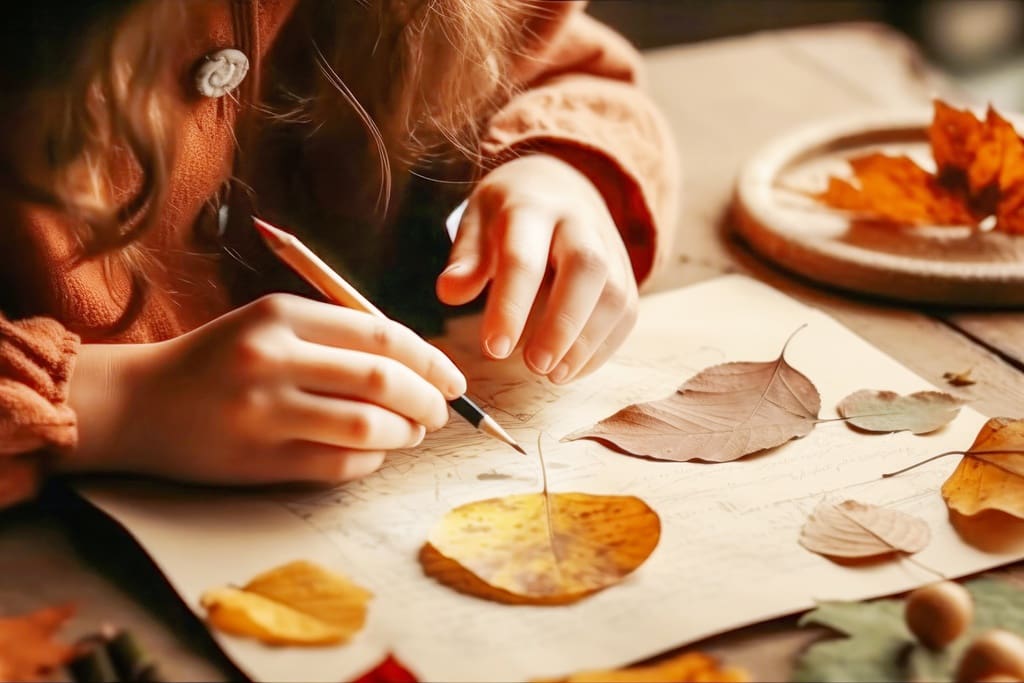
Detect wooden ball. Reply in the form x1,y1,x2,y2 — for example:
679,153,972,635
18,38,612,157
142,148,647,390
905,581,974,649
957,630,1024,683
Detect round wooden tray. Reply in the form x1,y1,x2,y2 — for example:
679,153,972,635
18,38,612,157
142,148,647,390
733,109,1024,307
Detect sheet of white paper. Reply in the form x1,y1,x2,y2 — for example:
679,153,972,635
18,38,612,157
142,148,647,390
81,275,1024,682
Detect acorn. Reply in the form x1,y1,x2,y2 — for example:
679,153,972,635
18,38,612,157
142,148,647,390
905,581,974,650
956,630,1024,683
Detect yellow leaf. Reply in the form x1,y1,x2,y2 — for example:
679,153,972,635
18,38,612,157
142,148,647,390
201,560,371,646
421,492,660,605
536,652,750,683
943,418,1024,518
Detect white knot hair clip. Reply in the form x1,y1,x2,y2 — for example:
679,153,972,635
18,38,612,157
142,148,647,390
195,48,250,98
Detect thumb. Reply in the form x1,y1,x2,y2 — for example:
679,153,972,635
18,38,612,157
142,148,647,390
436,202,492,305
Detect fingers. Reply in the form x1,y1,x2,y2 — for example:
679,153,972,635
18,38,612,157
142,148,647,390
273,388,426,451
436,201,492,306
480,207,553,359
576,306,638,380
288,343,450,431
523,219,608,376
271,296,466,399
251,443,388,484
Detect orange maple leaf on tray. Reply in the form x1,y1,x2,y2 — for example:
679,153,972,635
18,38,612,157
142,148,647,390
814,100,1024,234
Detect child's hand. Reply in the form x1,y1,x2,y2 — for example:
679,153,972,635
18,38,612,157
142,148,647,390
63,294,465,484
436,154,638,384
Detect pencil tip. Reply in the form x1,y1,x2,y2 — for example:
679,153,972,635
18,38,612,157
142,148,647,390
512,443,527,455
252,216,289,247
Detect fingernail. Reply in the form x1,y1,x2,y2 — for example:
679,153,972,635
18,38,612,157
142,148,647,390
486,335,512,359
550,363,570,384
441,263,464,276
409,425,426,447
528,350,553,375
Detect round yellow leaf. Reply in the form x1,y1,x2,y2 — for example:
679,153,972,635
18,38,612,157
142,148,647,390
422,492,660,605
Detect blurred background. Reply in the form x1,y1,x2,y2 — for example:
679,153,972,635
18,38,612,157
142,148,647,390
587,0,1024,110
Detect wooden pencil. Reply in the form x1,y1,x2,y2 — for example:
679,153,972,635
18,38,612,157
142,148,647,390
252,216,526,455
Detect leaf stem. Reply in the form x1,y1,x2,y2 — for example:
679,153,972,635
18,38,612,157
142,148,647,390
536,434,563,585
904,554,946,581
882,449,1024,478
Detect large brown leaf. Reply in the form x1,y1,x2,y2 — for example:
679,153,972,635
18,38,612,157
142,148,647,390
565,332,820,462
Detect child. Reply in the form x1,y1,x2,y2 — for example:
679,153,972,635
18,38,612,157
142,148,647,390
0,0,678,506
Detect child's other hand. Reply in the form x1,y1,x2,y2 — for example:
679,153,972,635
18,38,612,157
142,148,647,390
436,154,638,384
64,295,465,485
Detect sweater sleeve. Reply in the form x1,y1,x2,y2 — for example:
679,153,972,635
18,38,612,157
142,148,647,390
481,2,680,286
0,313,78,507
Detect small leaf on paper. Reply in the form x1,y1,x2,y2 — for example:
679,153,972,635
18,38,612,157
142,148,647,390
351,654,418,683
837,389,963,434
943,417,1024,519
799,500,930,559
201,560,371,646
565,330,820,462
0,604,76,682
794,577,1024,683
420,492,659,605
534,651,750,683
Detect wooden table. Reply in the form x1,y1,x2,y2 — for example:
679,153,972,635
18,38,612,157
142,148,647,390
4,23,1024,682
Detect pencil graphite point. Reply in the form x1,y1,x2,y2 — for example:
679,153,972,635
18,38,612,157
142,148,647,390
252,216,289,248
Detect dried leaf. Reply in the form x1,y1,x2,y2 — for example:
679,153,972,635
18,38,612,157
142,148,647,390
944,369,977,387
794,577,1024,682
815,100,1024,234
943,417,1024,519
814,153,975,226
421,492,660,605
352,654,418,683
565,331,820,462
799,500,930,559
837,389,963,434
535,652,750,683
201,560,371,646
0,604,75,683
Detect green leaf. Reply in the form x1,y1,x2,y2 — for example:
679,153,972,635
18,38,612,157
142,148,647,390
792,577,1024,683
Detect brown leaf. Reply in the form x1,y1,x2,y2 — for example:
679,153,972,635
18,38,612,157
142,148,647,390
943,418,1024,519
799,500,931,559
565,330,820,462
534,651,750,683
201,560,371,646
421,492,660,605
944,370,977,388
837,389,963,434
0,604,76,683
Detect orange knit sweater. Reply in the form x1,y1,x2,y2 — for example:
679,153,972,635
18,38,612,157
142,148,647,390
0,1,678,506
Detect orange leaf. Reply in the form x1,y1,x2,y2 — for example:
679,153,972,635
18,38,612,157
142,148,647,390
942,417,1024,518
815,99,1024,235
0,604,76,683
815,153,974,227
535,652,750,683
930,100,985,183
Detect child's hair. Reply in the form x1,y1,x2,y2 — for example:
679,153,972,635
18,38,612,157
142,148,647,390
0,0,529,264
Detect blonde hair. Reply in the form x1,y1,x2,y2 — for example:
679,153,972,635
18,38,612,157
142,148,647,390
6,0,530,263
